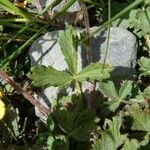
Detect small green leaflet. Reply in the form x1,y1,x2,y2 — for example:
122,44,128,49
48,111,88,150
138,57,150,76
129,6,150,35
145,0,150,5
47,116,55,132
99,81,118,99
122,139,140,150
93,117,127,150
47,135,69,150
58,25,78,75
99,80,132,112
53,109,96,141
122,130,150,149
130,86,150,104
76,62,112,82
27,65,73,87
118,80,132,100
47,136,55,150
128,104,150,131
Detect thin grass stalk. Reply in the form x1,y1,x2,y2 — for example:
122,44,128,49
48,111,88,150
102,0,111,72
89,0,143,38
1,0,143,67
0,0,62,52
0,23,40,32
0,18,33,23
0,18,47,24
0,0,30,20
1,0,77,68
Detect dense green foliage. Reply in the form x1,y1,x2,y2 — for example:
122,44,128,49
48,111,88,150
0,0,150,149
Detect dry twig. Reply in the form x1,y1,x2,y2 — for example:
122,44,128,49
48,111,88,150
0,70,51,117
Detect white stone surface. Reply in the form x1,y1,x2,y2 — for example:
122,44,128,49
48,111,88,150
39,0,81,12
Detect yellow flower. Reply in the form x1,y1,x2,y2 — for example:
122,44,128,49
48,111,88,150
0,91,6,120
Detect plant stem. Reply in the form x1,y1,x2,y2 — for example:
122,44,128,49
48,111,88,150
80,1,95,111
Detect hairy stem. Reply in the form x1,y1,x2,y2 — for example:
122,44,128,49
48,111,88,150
80,1,95,111
102,0,111,72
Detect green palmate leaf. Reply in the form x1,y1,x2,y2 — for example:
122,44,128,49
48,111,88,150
99,81,119,112
99,80,132,112
129,6,150,35
122,139,140,150
107,117,127,146
59,25,78,75
105,99,121,112
27,66,73,87
138,57,150,76
130,86,150,104
129,104,150,131
93,131,116,150
53,109,96,141
93,117,127,150
76,63,112,82
70,119,96,141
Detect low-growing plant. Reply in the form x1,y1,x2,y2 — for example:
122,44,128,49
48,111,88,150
0,0,150,149
28,21,150,149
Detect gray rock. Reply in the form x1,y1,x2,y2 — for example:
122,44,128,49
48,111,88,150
38,0,81,12
29,27,137,121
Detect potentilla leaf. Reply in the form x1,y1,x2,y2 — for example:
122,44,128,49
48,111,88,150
118,80,132,100
58,25,78,75
53,109,96,142
99,80,132,112
93,117,127,150
138,57,150,76
122,139,140,150
129,7,150,35
27,65,73,87
99,81,118,99
76,62,112,82
128,104,150,131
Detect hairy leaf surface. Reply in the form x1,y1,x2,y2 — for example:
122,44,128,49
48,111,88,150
76,63,112,82
93,117,127,150
99,80,132,112
138,57,150,76
59,25,78,75
129,105,150,131
28,65,73,87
